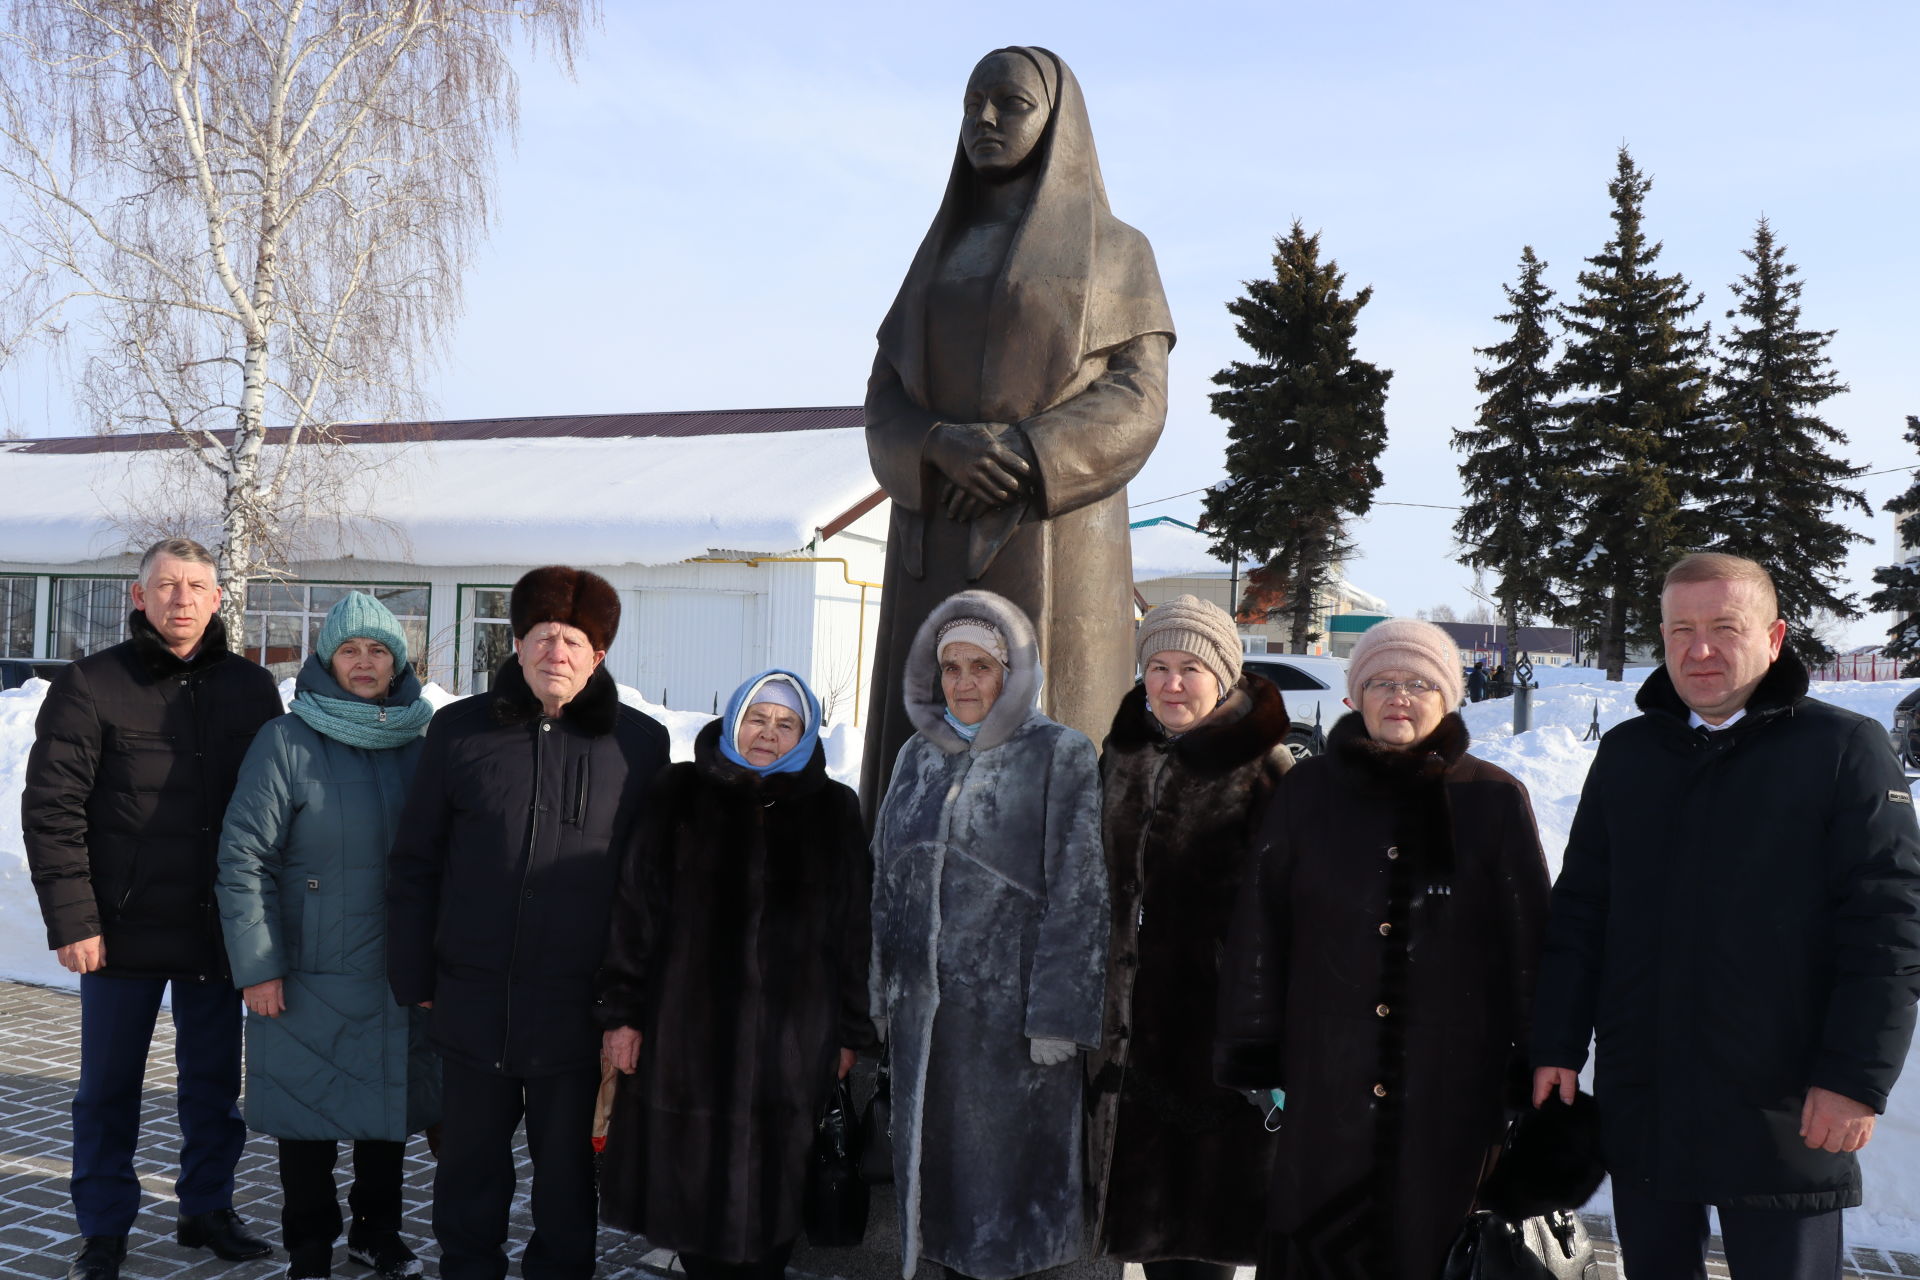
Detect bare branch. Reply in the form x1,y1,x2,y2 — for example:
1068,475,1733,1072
0,0,598,630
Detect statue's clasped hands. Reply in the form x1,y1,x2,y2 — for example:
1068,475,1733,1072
927,421,1032,522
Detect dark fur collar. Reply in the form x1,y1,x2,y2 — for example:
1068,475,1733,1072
1107,673,1291,776
691,716,829,799
1635,644,1810,724
1328,709,1469,784
128,609,234,680
487,656,620,736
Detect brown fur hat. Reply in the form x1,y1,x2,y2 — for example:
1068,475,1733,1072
510,566,621,652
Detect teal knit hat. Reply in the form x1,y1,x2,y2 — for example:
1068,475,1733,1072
316,591,409,672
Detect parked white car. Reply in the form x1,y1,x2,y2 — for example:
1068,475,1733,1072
1241,654,1350,759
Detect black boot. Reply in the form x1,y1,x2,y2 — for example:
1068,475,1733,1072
286,1244,333,1278
345,1221,421,1279
177,1208,274,1261
66,1235,127,1280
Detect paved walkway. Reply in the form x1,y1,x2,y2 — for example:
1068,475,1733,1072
0,979,1903,1279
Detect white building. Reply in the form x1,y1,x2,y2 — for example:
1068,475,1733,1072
0,407,889,723
1129,516,1388,654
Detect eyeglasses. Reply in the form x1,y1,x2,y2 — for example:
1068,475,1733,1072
1362,678,1441,698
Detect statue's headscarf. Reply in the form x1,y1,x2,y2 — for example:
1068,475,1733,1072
875,46,1176,424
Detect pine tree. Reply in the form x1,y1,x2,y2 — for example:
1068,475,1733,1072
1867,416,1920,675
1203,223,1391,653
1548,147,1717,679
1708,218,1866,662
1453,245,1562,648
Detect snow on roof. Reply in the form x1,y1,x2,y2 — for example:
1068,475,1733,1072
1129,517,1251,581
0,424,882,568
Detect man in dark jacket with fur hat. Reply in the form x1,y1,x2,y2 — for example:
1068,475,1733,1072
24,537,285,1280
1532,553,1920,1280
388,566,669,1280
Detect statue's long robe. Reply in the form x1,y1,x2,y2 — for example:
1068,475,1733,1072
860,45,1175,816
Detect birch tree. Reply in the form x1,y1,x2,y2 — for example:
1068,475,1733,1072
0,0,593,636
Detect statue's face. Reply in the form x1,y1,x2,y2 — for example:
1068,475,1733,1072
962,52,1050,179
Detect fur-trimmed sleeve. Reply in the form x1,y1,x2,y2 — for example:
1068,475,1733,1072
1023,729,1109,1048
1216,773,1295,1088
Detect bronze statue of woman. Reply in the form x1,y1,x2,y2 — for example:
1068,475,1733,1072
861,46,1174,811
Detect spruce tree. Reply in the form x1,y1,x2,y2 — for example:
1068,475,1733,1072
1868,416,1920,675
1203,222,1391,653
1453,245,1561,648
1709,218,1866,662
1548,147,1717,679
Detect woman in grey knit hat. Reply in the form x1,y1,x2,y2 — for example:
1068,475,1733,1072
1087,595,1293,1279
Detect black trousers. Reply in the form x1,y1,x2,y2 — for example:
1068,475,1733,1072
277,1138,405,1254
679,1239,796,1280
1611,1177,1846,1280
433,1057,599,1280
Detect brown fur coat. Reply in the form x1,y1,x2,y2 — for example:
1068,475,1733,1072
1087,674,1292,1262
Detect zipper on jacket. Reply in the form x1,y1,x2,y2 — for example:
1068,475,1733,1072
569,755,590,826
498,718,551,1070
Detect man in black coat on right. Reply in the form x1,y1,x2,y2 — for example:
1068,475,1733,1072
1532,553,1920,1280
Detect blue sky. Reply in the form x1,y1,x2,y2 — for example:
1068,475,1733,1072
9,1,1918,643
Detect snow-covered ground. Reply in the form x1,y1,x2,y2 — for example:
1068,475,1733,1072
4,670,1920,1244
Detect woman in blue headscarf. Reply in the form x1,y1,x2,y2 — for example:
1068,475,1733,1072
595,670,873,1280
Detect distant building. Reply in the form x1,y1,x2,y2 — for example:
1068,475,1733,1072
1128,516,1389,656
1427,620,1578,669
0,407,888,722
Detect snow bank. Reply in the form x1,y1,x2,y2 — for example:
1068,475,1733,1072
9,667,1920,1244
0,678,861,996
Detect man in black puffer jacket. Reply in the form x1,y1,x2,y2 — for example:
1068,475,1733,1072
1532,553,1920,1280
24,538,285,1280
387,566,669,1280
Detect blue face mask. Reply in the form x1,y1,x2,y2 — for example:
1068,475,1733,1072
717,670,822,776
943,708,981,741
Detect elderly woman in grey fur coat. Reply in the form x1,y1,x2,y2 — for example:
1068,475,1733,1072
870,590,1109,1280
1216,618,1551,1280
1088,597,1290,1280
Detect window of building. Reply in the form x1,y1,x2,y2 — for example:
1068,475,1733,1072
462,586,515,693
243,582,430,681
50,578,134,659
0,576,36,658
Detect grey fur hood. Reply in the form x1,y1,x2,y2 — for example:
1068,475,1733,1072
904,590,1044,753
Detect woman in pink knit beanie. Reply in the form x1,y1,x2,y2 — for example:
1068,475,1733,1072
1215,616,1551,1279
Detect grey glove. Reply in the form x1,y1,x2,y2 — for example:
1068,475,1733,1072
1029,1036,1076,1066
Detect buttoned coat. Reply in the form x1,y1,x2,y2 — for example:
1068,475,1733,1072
1087,675,1290,1264
1217,712,1550,1280
1531,652,1920,1211
24,612,283,980
215,664,440,1142
870,590,1109,1280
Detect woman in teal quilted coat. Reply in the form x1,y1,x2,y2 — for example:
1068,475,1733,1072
216,592,440,1280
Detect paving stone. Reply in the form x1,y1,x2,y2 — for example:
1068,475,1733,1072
0,978,1891,1280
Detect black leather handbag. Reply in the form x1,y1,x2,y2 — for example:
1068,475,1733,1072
1442,1208,1597,1280
802,1076,869,1247
858,1047,894,1184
